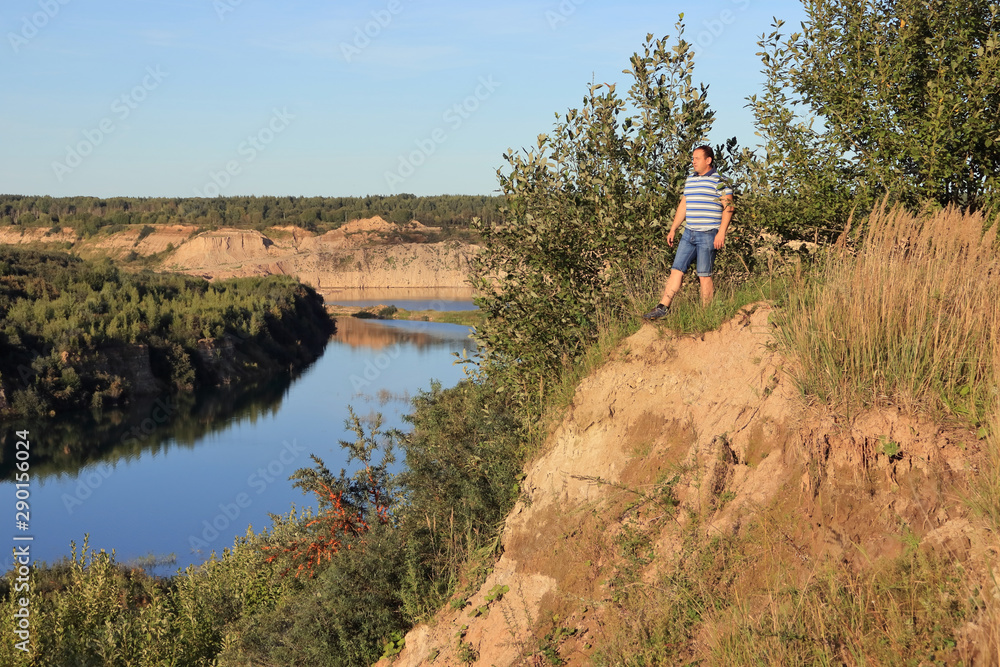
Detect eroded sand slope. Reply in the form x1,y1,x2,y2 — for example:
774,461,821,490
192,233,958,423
379,304,994,666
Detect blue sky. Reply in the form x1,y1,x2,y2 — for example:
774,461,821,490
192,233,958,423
1,0,807,198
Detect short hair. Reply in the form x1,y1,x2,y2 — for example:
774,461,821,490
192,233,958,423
694,145,714,162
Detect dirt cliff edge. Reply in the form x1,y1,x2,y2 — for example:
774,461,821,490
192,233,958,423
378,304,996,666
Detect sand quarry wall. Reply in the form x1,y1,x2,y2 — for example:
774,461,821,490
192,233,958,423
0,218,476,293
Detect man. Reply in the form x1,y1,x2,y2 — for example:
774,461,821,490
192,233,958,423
643,145,734,320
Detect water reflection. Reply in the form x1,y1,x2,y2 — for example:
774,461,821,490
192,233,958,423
0,319,475,482
0,318,475,573
332,316,477,353
323,287,477,311
0,370,298,482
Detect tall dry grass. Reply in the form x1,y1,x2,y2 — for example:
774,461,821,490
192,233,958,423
778,204,1000,653
778,203,999,427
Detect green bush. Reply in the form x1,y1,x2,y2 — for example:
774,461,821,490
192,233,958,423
729,0,1000,247
136,225,155,242
471,21,715,407
223,524,408,667
224,383,525,664
398,379,524,618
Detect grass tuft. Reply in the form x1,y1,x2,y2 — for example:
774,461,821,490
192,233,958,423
776,203,1000,428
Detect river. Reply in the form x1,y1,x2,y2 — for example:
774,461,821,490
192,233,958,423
1,291,476,575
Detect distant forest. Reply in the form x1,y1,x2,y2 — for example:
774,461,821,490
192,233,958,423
0,193,504,239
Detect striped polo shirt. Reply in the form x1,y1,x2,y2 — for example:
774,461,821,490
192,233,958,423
684,168,733,232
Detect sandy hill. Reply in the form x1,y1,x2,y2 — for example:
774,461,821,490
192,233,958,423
378,304,995,666
161,216,469,292
338,215,437,235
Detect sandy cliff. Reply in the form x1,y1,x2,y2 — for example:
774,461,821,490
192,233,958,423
0,225,78,246
0,217,476,296
162,217,475,293
378,304,996,666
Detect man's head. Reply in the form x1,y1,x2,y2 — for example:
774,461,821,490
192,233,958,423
692,145,714,176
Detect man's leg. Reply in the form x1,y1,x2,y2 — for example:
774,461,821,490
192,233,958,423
694,230,717,306
645,233,695,320
659,269,684,307
698,275,714,305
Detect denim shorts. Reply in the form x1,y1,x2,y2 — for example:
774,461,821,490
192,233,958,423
671,229,717,277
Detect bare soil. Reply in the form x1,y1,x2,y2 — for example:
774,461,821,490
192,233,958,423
377,304,996,666
0,217,475,297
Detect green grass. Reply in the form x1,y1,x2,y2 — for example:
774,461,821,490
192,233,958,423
648,272,790,337
594,504,992,666
773,205,1000,544
710,540,986,665
392,308,484,328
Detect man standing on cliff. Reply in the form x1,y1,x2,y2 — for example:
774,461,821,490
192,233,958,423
643,145,734,320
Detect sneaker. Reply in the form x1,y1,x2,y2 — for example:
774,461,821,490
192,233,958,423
642,304,669,321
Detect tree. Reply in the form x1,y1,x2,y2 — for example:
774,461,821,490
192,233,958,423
728,21,862,246
267,410,400,578
470,20,714,403
782,0,1000,211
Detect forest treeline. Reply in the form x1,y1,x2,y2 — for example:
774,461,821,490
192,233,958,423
0,247,333,421
0,193,503,238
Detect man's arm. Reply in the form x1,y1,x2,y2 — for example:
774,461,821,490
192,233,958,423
667,195,686,247
714,194,734,250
